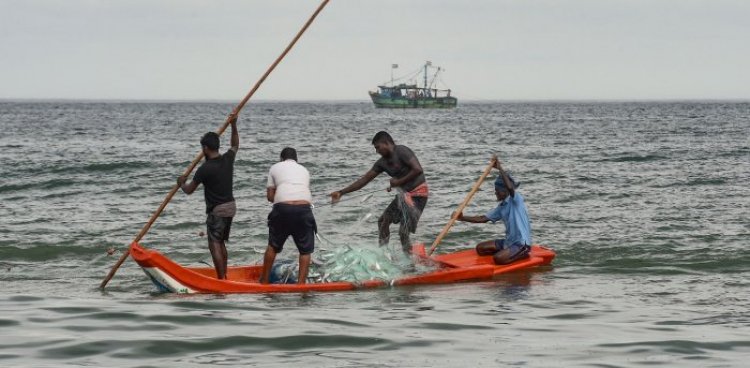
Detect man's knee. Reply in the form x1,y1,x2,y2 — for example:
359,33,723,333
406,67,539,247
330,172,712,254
492,245,530,265
378,215,390,228
208,240,222,251
476,241,497,256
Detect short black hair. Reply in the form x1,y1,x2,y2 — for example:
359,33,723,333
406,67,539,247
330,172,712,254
280,147,297,161
371,131,394,145
200,132,220,151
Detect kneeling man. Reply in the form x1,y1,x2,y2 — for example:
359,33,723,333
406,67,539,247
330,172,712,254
455,155,532,265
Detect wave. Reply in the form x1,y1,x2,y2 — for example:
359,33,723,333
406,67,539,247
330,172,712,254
0,183,35,193
81,161,156,173
37,334,396,360
650,177,730,188
3,161,158,182
596,154,668,163
557,243,750,275
0,244,104,262
0,178,76,193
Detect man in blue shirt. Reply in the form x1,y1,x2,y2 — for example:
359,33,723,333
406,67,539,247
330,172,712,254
455,155,532,265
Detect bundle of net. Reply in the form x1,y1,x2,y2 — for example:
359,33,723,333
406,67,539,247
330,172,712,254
310,244,408,283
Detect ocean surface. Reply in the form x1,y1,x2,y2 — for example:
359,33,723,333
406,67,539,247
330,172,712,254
0,101,748,367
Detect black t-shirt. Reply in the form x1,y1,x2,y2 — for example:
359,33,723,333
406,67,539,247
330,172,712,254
371,145,426,192
194,149,236,213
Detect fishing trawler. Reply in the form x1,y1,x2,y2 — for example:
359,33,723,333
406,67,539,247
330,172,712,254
369,61,457,108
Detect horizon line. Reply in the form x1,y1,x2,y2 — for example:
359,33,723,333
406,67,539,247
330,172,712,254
1,98,749,104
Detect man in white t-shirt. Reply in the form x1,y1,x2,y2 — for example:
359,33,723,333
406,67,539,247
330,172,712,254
259,147,316,284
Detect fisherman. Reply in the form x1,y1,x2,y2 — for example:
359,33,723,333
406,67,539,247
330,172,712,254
260,147,317,284
330,131,428,254
177,112,239,280
454,155,532,265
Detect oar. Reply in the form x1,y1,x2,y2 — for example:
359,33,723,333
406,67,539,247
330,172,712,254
99,0,331,290
427,157,496,256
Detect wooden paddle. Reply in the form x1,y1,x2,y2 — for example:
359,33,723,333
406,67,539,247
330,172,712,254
99,0,331,289
427,156,497,256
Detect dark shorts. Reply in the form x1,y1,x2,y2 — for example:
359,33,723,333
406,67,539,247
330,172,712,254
382,195,428,233
494,239,531,262
206,214,232,242
267,203,317,255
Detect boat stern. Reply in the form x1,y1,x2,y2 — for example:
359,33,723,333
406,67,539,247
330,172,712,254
129,243,196,294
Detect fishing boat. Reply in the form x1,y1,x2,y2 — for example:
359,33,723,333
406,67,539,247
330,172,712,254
130,242,555,294
369,61,457,108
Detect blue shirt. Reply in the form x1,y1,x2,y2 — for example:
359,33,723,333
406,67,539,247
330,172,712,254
485,192,532,246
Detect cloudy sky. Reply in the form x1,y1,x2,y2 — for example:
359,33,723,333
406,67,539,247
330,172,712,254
1,0,748,101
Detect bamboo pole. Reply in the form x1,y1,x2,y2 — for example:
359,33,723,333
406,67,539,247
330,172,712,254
100,0,331,289
428,157,496,256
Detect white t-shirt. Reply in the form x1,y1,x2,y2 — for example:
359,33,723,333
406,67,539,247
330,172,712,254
267,159,312,204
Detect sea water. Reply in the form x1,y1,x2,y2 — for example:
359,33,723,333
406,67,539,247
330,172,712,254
0,101,748,367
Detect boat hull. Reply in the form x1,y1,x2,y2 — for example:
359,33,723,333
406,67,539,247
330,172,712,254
369,92,457,109
130,242,555,294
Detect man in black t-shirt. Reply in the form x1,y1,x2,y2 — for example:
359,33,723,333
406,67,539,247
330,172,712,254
177,112,239,280
330,131,429,254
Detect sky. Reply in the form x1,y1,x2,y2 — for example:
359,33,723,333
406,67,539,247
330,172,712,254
1,0,749,101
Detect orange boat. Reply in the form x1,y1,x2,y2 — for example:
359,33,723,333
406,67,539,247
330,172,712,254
130,242,555,294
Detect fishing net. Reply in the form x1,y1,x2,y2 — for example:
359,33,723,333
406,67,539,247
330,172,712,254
376,188,424,252
310,244,407,283
270,243,438,285
269,189,436,284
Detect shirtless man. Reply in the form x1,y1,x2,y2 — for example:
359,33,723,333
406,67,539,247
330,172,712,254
331,131,428,254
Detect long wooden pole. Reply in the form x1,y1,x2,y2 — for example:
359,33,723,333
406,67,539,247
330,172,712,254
428,157,496,256
100,0,331,289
